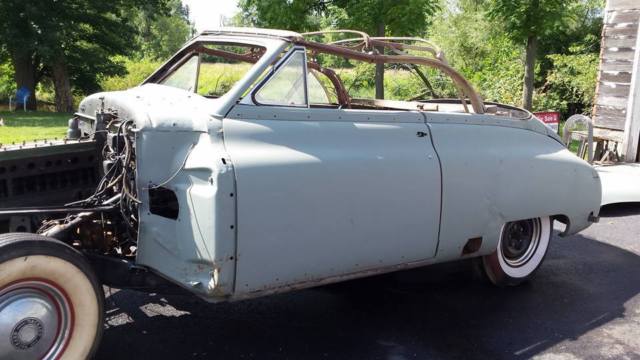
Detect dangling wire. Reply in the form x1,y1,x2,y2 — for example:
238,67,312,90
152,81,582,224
59,118,141,245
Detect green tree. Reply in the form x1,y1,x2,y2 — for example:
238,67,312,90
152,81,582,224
430,0,525,106
534,46,599,116
431,0,602,113
238,0,439,99
0,1,44,110
0,0,170,111
0,50,16,102
330,0,440,99
238,0,327,31
536,0,603,84
135,0,194,60
487,0,573,110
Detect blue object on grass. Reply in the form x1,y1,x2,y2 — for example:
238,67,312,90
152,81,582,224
15,86,31,104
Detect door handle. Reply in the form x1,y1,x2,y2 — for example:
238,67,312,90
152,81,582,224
416,131,428,137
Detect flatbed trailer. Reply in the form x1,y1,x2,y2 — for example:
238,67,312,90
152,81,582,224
0,139,99,232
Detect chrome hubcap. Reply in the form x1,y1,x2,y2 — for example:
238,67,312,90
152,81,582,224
0,281,72,360
501,218,542,267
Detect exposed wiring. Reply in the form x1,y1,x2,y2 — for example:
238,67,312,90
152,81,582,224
56,117,140,247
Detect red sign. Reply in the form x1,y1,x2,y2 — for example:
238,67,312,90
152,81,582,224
533,111,560,132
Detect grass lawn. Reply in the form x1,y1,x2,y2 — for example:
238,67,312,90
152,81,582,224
0,111,70,144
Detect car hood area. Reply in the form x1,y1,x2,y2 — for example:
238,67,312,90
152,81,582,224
77,84,225,134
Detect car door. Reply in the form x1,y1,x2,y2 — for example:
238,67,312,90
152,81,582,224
223,48,442,294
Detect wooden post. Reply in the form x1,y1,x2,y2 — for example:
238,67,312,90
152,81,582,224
374,21,385,100
522,35,538,111
623,24,640,162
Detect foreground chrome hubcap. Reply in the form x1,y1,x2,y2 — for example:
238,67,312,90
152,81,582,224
501,218,542,267
0,281,72,360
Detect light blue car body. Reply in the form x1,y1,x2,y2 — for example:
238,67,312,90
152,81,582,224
77,29,601,302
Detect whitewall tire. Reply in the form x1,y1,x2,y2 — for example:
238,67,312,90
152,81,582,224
0,233,104,360
481,216,552,286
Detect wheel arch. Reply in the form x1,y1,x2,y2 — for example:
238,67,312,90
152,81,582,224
551,214,571,237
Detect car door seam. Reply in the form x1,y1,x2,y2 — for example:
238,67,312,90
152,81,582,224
422,113,444,257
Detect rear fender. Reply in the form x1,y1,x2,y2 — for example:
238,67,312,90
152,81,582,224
428,122,601,261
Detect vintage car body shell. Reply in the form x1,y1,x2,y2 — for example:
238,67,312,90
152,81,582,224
75,31,601,302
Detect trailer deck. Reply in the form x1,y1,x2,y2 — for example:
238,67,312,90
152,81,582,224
0,139,99,232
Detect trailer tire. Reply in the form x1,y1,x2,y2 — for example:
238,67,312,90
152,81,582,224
0,233,104,360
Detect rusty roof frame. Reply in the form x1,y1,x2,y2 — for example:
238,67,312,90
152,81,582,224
189,28,486,114
297,30,484,113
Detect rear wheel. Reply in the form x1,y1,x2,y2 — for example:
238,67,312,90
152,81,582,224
480,217,552,286
0,233,104,359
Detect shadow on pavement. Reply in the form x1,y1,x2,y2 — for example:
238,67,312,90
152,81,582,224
600,202,640,217
97,231,640,360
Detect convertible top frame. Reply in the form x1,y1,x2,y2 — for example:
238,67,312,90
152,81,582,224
196,28,486,114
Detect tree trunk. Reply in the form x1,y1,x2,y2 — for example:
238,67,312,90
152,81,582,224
11,52,38,110
52,58,74,113
522,35,538,111
375,21,385,100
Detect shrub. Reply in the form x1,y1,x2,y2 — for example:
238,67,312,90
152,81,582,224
0,60,16,101
533,48,598,115
197,63,252,97
100,57,162,91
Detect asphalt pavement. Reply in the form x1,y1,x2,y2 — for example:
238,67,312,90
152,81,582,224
96,203,640,360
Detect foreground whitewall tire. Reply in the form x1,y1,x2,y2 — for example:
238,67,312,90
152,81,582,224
0,233,104,360
481,216,552,286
